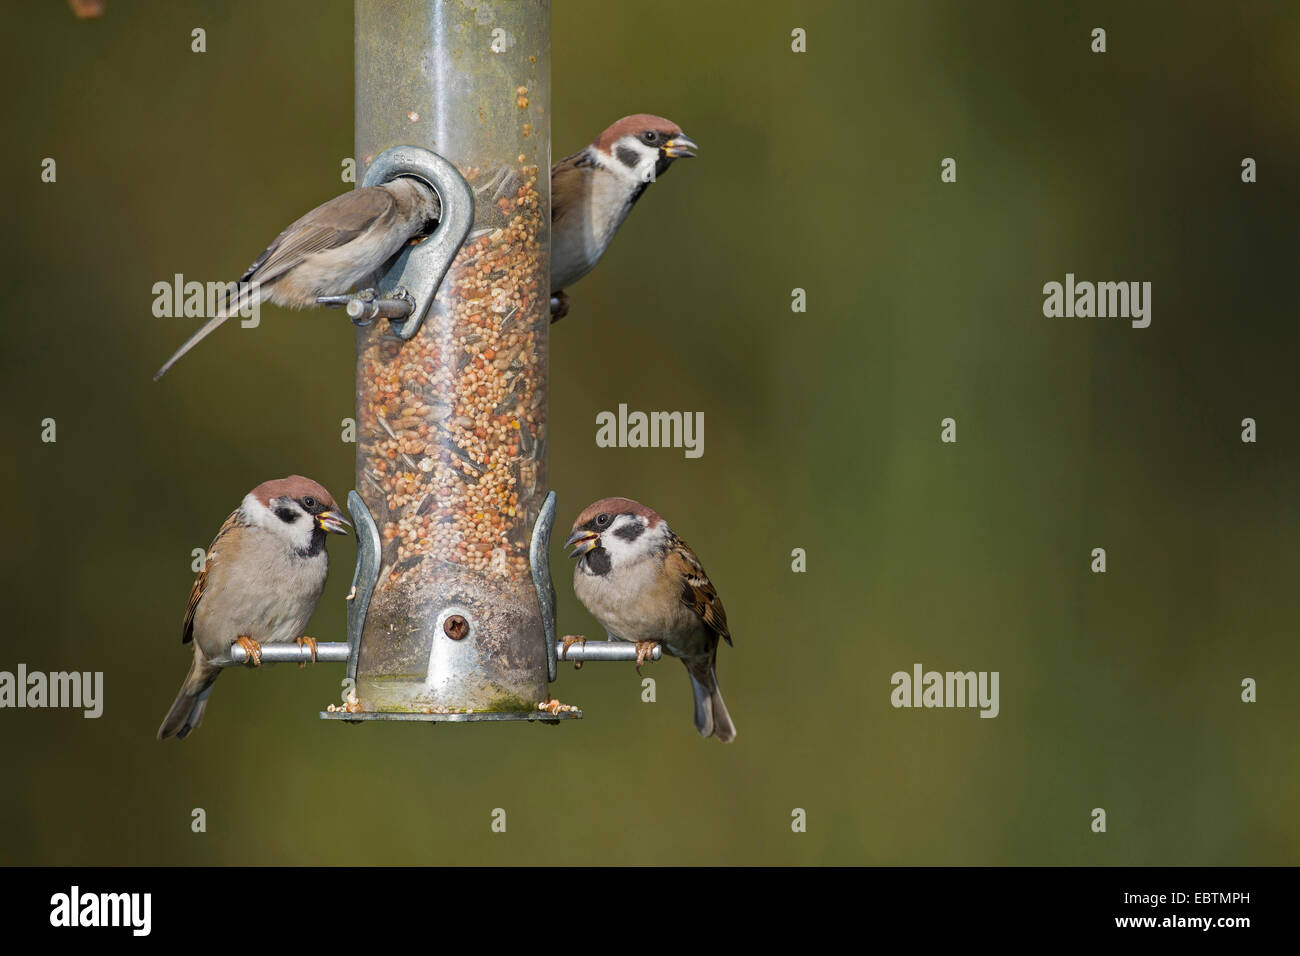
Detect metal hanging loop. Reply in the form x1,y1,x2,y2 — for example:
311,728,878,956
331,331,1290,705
318,145,474,341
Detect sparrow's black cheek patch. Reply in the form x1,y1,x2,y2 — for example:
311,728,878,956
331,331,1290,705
296,528,327,559
585,548,612,576
613,521,644,543
275,507,300,524
615,145,641,169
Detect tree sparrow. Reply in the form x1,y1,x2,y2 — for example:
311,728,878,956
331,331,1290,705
564,497,735,742
157,476,351,740
153,177,439,380
550,114,698,319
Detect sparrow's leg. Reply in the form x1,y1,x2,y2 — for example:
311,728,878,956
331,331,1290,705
550,290,570,323
235,635,263,668
634,641,660,675
296,636,319,669
560,634,586,670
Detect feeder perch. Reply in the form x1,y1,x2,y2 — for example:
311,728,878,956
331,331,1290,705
216,637,658,668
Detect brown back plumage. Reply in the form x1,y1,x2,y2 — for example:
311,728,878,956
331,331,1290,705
666,533,732,646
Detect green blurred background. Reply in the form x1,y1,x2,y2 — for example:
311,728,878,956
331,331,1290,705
1,0,1297,865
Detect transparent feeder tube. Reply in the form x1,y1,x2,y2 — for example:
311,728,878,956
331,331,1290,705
352,0,551,715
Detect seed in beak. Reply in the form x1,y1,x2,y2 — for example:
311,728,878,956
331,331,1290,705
318,511,352,535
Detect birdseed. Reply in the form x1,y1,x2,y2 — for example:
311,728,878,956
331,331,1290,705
356,163,548,590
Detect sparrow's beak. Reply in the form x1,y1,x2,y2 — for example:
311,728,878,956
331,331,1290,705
564,528,599,558
663,133,698,159
317,511,352,535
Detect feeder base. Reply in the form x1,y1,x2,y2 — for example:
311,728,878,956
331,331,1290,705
319,709,582,724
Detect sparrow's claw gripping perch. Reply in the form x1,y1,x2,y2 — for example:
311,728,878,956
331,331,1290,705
296,636,319,669
634,641,660,674
550,290,570,323
560,634,586,670
236,636,263,668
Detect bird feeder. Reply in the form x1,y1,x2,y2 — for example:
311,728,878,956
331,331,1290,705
333,0,559,722
213,0,659,721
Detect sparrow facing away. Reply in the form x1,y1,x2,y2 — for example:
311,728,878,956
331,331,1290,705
564,497,735,742
153,177,439,380
550,114,697,319
157,476,351,740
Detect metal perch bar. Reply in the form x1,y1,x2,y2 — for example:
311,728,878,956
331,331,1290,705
556,642,663,663
346,293,414,323
215,643,352,667
318,289,416,324
213,641,658,667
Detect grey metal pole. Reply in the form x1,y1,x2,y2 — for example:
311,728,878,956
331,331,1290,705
347,0,554,719
219,643,352,666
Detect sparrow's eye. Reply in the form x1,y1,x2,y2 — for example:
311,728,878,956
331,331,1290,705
303,496,317,510
596,513,611,527
643,130,658,144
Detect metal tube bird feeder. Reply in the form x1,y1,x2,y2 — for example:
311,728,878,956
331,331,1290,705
338,0,558,720
206,2,654,716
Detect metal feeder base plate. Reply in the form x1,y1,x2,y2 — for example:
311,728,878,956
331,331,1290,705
319,709,582,724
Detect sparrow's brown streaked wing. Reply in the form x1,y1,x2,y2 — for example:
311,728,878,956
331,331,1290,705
550,151,595,224
240,187,400,285
182,509,245,644
666,535,732,646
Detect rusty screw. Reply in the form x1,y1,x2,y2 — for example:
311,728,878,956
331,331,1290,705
443,614,469,640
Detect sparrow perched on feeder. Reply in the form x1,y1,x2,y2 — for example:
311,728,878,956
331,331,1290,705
550,114,698,320
157,476,350,740
564,498,735,742
152,177,439,380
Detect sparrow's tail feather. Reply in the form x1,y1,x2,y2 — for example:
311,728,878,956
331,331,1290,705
157,657,220,741
685,658,736,743
152,283,264,381
709,676,736,743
